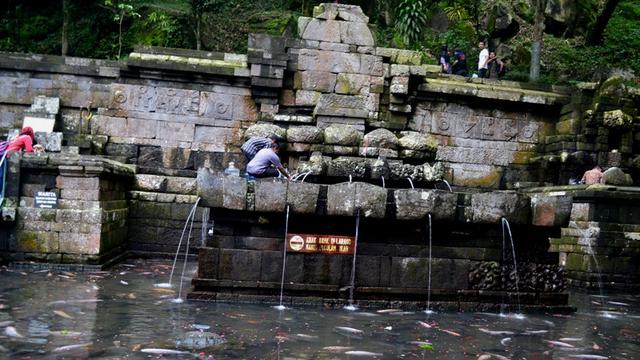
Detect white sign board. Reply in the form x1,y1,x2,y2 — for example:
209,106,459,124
22,117,55,133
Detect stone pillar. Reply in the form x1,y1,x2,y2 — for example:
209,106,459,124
11,154,133,265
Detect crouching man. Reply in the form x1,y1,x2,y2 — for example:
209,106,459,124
246,143,292,181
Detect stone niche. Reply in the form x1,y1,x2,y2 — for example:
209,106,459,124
11,153,134,265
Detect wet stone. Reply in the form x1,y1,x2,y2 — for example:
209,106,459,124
355,182,387,218
468,191,530,224
286,182,320,214
326,182,356,216
254,179,287,212
394,189,457,221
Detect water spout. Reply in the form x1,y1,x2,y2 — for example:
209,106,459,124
441,179,452,192
501,217,522,316
175,197,201,303
155,198,200,289
573,222,607,316
381,176,385,189
345,207,361,311
407,178,414,189
425,213,434,314
275,204,291,311
349,174,352,183
200,207,210,247
301,171,312,183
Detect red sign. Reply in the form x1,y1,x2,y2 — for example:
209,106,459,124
286,234,355,254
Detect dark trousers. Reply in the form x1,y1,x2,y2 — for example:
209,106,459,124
478,68,488,78
250,167,279,178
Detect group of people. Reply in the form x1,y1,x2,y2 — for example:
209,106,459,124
439,41,504,79
0,127,35,159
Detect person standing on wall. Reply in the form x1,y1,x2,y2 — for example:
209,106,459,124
246,142,292,180
486,51,505,78
240,134,283,162
477,40,489,78
439,45,451,74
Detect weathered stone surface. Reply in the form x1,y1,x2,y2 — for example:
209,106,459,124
198,169,224,208
286,126,324,144
394,189,457,220
314,94,368,118
135,174,167,192
254,180,287,212
337,4,369,23
390,76,409,94
530,193,573,227
602,109,632,128
295,70,337,92
298,49,361,74
326,182,356,216
602,167,633,186
363,128,398,149
339,21,374,46
448,163,503,188
34,132,62,152
297,151,327,175
244,123,286,140
398,131,438,151
312,3,339,20
324,125,362,146
468,191,530,224
355,182,387,218
286,182,320,214
295,90,322,106
222,176,247,210
334,73,369,95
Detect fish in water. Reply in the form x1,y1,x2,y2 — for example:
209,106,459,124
560,337,583,342
440,329,461,337
477,354,510,360
4,326,24,338
120,280,129,285
52,343,92,352
417,321,432,329
479,328,515,336
344,350,383,357
191,324,210,330
607,301,630,306
523,330,549,335
567,355,608,359
500,337,511,346
49,330,83,337
0,344,7,352
294,333,319,341
410,341,432,347
544,340,575,348
322,346,353,352
376,309,401,313
141,348,190,355
335,326,364,335
0,320,14,327
47,299,102,306
53,310,74,319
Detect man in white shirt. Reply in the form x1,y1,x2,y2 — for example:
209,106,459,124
477,41,489,78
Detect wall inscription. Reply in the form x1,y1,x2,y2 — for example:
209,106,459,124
286,234,355,254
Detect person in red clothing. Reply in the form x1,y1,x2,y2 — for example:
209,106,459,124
5,127,35,155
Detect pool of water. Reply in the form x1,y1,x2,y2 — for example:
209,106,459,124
0,259,637,359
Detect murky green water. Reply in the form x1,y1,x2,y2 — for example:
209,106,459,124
0,259,637,359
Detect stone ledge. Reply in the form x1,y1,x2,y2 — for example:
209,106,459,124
419,78,570,106
0,51,120,78
21,153,135,177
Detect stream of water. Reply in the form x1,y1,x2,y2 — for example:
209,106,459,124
0,260,637,359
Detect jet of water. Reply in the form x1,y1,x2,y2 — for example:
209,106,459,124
155,199,200,289
175,197,201,303
425,213,434,314
346,208,361,310
275,204,291,311
407,178,414,189
501,217,522,316
381,175,385,189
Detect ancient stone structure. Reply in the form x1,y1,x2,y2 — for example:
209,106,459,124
0,4,638,304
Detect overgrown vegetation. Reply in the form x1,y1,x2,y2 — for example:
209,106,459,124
1,0,638,84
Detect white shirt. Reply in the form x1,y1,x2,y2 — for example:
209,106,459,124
478,48,489,70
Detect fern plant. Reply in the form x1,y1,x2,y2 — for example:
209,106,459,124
395,0,429,46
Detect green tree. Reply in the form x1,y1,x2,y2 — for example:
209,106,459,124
104,0,141,59
394,0,429,45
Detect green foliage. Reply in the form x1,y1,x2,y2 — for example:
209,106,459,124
394,0,429,45
443,4,469,22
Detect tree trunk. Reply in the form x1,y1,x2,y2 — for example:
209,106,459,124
529,0,546,82
61,0,69,55
587,0,620,45
196,14,201,50
117,11,123,59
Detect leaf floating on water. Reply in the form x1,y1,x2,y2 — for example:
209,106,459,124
152,288,175,294
49,330,83,337
418,343,434,350
127,293,136,300
53,310,74,319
